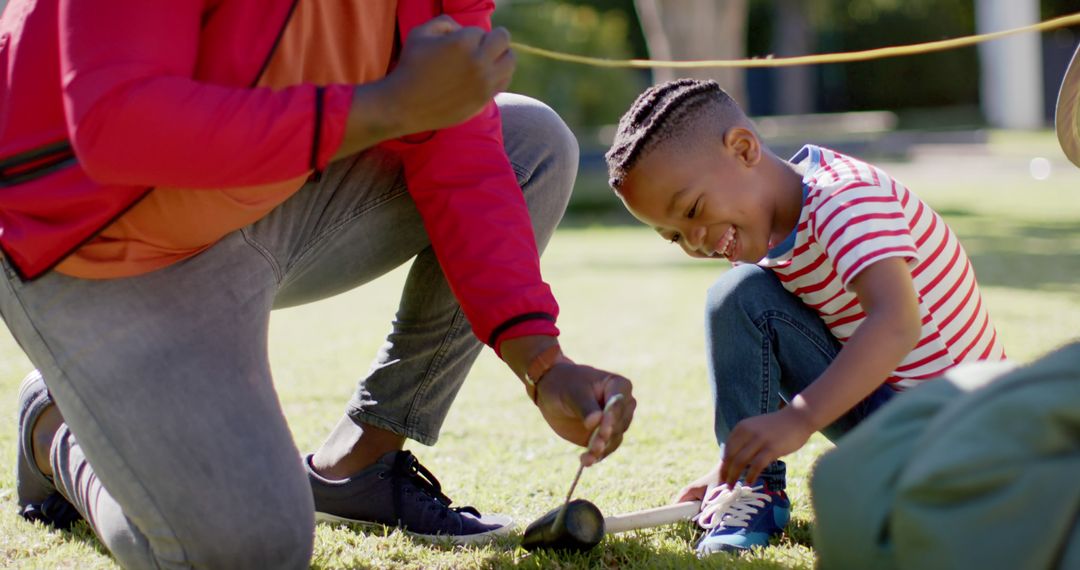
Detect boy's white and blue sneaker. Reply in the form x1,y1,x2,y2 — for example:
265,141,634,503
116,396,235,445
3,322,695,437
694,480,790,554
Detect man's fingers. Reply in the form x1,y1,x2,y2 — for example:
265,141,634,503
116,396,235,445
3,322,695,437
579,388,629,465
453,26,485,51
601,432,624,463
415,14,461,37
597,376,634,462
591,412,615,455
579,428,622,467
479,27,511,60
600,383,633,441
601,373,633,399
491,51,516,92
618,391,636,434
579,414,605,466
601,375,635,431
581,409,603,435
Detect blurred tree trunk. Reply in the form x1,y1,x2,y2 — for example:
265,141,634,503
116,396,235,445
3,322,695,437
976,0,1043,128
634,0,748,104
772,0,814,115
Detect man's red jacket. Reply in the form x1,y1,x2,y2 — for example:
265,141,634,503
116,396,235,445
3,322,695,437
0,0,560,350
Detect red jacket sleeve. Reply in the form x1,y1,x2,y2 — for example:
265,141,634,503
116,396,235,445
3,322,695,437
57,0,350,188
383,0,560,351
382,103,561,351
59,0,560,350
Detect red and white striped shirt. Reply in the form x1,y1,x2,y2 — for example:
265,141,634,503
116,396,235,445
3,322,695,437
759,146,1005,389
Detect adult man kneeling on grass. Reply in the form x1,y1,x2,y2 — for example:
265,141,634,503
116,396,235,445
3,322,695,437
0,1,635,567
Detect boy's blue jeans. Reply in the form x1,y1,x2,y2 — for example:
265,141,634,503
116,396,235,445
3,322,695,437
705,264,896,490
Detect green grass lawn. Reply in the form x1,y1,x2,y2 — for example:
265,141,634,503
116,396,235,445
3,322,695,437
2,131,1079,569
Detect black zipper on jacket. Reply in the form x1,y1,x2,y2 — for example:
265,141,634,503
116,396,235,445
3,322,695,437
251,0,301,88
0,141,77,187
309,86,324,181
253,0,324,181
0,184,154,281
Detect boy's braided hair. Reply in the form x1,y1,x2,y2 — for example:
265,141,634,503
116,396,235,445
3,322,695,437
605,79,742,192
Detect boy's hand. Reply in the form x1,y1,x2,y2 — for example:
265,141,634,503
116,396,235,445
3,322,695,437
534,364,636,466
719,407,816,488
673,460,722,503
715,258,920,488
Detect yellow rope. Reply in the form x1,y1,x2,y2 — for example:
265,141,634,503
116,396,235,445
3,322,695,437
510,11,1080,69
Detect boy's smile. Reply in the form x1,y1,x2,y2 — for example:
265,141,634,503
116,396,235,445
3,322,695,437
616,128,802,264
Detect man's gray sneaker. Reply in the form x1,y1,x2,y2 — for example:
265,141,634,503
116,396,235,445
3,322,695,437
16,370,82,530
307,450,512,545
17,370,55,508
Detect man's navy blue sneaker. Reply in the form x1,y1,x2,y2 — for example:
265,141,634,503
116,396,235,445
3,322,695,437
307,450,512,545
694,480,790,554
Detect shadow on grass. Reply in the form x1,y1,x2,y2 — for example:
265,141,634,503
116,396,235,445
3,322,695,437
21,518,113,559
315,518,530,547
558,208,639,229
557,205,1080,291
583,258,724,272
315,519,814,569
958,221,1080,291
930,207,977,218
498,521,815,569
498,539,804,570
785,518,815,548
20,510,819,569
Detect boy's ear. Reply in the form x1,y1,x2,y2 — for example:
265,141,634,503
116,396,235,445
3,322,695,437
723,126,762,167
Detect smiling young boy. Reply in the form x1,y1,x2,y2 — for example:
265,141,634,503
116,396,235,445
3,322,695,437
606,79,1006,554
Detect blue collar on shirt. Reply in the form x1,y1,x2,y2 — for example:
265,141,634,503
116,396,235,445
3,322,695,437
762,145,818,261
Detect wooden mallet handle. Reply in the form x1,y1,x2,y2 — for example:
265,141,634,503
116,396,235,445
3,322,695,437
603,501,700,534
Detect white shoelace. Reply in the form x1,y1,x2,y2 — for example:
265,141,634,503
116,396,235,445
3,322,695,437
693,483,772,530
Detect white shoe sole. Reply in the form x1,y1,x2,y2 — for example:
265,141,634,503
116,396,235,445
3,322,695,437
315,511,515,546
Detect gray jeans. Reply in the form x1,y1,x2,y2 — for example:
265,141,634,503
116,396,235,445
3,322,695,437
0,94,577,569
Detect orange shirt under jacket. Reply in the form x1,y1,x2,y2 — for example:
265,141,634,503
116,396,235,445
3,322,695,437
57,1,398,277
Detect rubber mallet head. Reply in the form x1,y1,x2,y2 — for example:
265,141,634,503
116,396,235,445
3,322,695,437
520,499,605,552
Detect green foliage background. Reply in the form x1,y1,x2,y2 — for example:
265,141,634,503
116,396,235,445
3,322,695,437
801,0,980,113
493,1,646,130
498,0,1077,132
